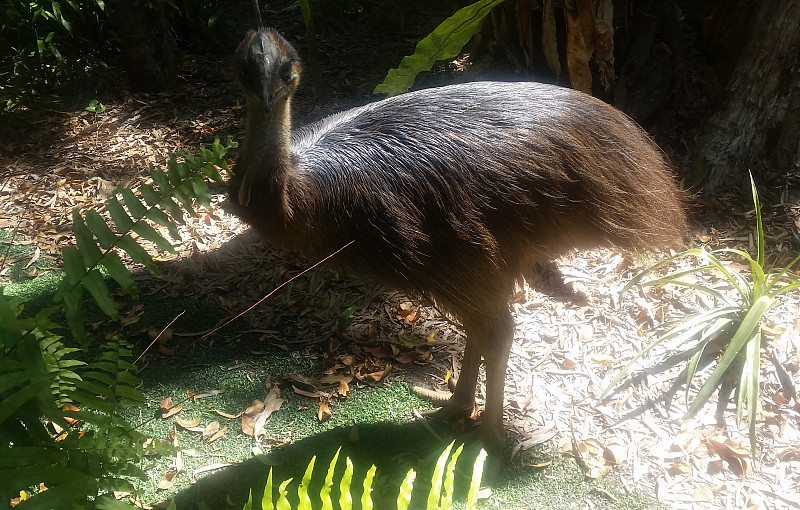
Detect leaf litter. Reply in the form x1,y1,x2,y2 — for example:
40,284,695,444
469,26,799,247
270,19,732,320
1,53,799,510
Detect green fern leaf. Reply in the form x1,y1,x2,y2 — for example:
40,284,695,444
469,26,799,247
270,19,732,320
106,196,134,232
82,268,118,318
131,221,175,253
73,211,104,266
116,236,159,275
85,209,118,249
99,251,138,298
118,187,147,218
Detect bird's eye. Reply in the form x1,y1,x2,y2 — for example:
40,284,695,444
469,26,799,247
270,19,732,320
278,61,294,82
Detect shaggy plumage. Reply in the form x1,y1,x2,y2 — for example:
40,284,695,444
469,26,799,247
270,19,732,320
229,28,687,467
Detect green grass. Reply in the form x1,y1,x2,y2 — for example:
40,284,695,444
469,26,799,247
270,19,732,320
3,227,662,510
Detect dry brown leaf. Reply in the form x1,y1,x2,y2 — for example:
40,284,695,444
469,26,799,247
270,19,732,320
206,425,228,443
293,385,325,399
244,399,265,416
157,470,179,490
210,408,242,419
541,0,561,78
318,401,332,421
691,485,716,502
241,415,256,437
158,397,182,418
191,388,228,400
61,403,82,426
337,379,350,397
201,421,220,442
175,417,203,431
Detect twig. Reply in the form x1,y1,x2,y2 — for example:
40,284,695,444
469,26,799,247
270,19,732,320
200,240,355,340
135,310,185,364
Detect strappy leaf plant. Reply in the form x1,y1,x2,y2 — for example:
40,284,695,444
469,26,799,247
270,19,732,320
242,442,487,510
605,176,800,455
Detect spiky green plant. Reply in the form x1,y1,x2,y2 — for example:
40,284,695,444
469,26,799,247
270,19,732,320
605,175,800,455
243,442,487,510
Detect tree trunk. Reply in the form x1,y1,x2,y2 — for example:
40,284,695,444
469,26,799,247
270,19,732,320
116,0,176,93
694,0,800,192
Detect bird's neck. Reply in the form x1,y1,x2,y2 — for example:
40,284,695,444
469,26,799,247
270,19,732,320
242,95,293,173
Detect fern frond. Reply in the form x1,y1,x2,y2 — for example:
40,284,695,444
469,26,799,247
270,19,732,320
54,137,236,346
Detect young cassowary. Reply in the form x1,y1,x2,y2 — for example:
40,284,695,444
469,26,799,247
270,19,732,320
229,28,686,464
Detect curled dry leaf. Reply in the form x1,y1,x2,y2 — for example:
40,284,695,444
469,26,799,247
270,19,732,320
201,421,220,442
158,397,182,419
210,408,241,419
175,416,204,432
206,425,228,444
318,400,332,422
61,403,82,426
337,379,350,397
293,385,326,399
157,470,179,490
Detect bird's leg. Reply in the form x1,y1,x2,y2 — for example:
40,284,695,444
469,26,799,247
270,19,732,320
478,309,514,475
438,335,482,420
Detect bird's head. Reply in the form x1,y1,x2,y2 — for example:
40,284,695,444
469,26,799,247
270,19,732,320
234,29,301,113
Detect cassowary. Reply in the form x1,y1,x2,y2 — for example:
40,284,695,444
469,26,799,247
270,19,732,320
228,28,686,468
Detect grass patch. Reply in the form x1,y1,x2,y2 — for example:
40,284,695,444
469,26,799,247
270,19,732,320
5,248,662,510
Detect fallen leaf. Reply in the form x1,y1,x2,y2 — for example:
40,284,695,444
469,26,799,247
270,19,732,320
206,425,228,443
337,379,350,397
202,421,220,442
157,470,179,490
158,397,182,418
318,401,332,421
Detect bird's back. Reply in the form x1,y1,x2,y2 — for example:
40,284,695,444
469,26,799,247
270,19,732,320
262,81,686,314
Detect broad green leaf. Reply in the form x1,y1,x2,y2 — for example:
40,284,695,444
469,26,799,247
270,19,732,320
374,0,507,96
320,448,341,510
146,205,182,240
242,490,254,510
139,182,163,207
150,166,173,194
298,0,311,27
442,443,464,510
72,212,103,267
261,468,274,510
688,296,774,416
744,330,761,457
61,245,86,285
116,236,159,275
119,187,148,218
85,209,117,249
428,440,454,508
82,268,117,318
276,478,292,510
750,174,765,267
466,449,487,510
98,251,138,297
199,162,223,182
132,221,175,253
0,373,50,425
61,285,87,348
106,196,134,232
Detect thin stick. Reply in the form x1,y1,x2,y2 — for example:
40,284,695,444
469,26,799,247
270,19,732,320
200,240,355,340
135,310,185,364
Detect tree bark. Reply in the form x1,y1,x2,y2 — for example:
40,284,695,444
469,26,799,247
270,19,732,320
116,0,176,93
694,0,800,192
